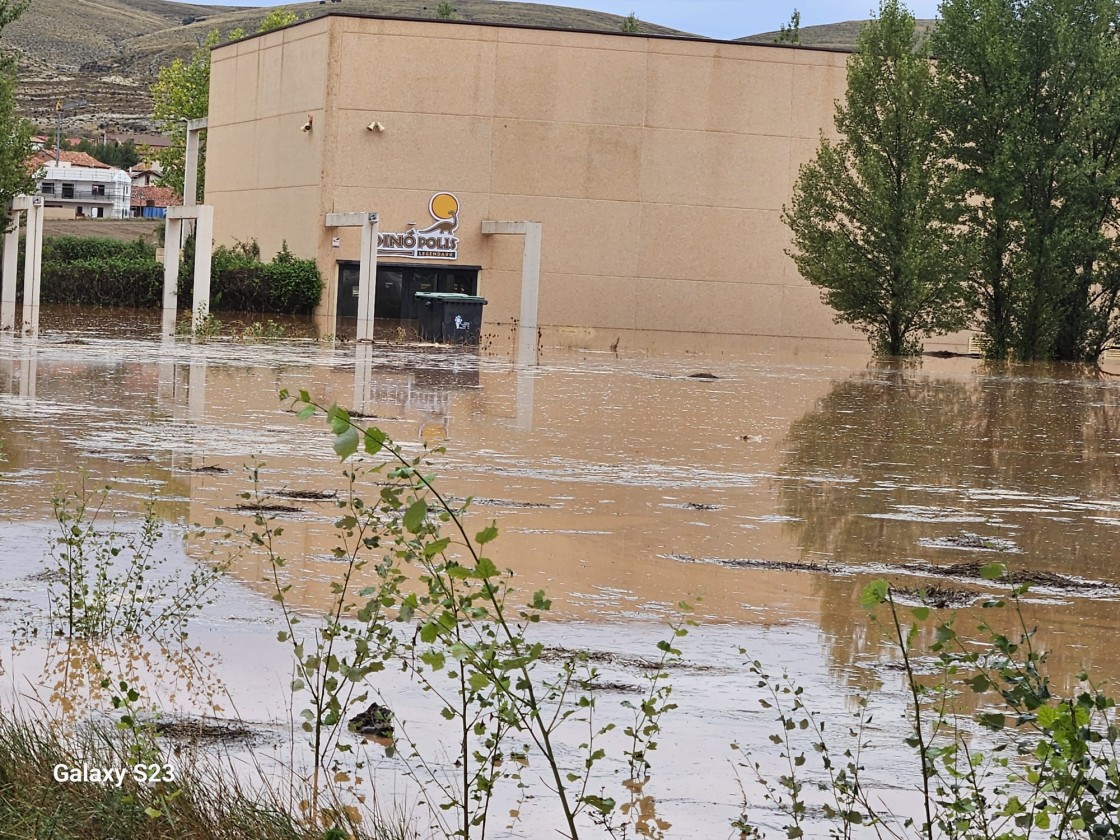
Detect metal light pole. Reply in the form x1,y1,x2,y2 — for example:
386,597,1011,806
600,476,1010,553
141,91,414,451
52,99,89,161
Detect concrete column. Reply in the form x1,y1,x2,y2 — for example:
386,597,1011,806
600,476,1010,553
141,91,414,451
162,216,182,336
21,199,44,338
518,222,542,333
165,204,214,335
481,220,542,366
192,205,214,332
356,213,379,342
181,118,206,241
353,342,373,413
326,211,381,342
2,210,20,332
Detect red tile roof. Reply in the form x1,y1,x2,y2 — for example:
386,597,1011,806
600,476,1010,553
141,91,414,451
131,185,179,208
28,149,113,169
108,132,172,149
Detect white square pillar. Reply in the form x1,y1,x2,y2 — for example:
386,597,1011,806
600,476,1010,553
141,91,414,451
192,205,214,332
162,217,182,336
21,200,44,338
1,211,20,332
519,222,542,332
481,219,543,366
356,213,379,342
183,119,206,208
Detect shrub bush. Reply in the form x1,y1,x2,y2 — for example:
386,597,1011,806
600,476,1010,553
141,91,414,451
42,235,156,264
262,242,322,314
178,239,322,315
36,235,322,315
40,237,162,307
42,258,163,307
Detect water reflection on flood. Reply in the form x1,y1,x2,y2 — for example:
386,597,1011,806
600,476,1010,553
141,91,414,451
3,306,1120,834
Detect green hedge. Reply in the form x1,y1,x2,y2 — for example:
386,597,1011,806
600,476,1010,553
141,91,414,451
177,240,323,315
39,237,163,307
42,236,156,264
31,236,323,315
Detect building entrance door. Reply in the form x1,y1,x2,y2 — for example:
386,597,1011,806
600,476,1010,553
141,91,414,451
336,262,479,323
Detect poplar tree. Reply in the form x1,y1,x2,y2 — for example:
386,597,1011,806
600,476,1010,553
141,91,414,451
151,12,298,204
783,0,968,356
934,0,1120,361
150,30,217,204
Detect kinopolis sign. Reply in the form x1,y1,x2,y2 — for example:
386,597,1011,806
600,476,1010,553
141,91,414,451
377,193,460,260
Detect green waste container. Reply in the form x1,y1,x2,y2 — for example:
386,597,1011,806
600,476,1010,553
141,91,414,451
414,292,488,344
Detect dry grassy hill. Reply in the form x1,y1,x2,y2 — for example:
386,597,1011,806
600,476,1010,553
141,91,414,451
3,0,692,136
8,3,923,138
739,18,937,50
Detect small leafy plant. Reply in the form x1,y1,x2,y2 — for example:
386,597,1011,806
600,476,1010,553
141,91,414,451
734,564,1120,838
46,481,226,641
34,482,233,830
244,389,689,839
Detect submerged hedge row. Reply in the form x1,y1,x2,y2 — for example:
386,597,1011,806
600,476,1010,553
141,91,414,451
40,237,163,308
33,236,322,315
176,239,323,315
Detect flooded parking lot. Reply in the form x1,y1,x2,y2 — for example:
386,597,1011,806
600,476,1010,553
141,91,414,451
2,306,1120,836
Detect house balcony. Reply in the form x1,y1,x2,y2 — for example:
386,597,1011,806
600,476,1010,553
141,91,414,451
40,186,128,202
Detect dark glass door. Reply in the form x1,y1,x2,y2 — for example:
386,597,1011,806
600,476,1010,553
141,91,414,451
338,262,479,323
337,262,359,317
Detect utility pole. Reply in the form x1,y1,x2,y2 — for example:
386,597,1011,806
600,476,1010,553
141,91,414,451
52,99,89,161
53,100,61,163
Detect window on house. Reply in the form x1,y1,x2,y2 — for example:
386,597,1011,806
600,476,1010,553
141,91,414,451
92,184,105,197
41,183,54,195
62,184,74,199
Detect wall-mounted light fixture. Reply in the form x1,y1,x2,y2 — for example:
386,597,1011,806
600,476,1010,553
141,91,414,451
301,114,313,132
366,121,386,132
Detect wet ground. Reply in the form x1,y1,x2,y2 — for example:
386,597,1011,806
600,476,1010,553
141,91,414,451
2,305,1120,837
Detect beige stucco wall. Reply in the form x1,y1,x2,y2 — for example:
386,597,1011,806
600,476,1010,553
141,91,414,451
207,18,331,260
206,15,969,350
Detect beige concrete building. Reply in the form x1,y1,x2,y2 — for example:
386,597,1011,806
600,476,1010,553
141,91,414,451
204,13,967,349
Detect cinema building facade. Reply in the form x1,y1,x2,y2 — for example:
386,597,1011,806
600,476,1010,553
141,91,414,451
203,13,970,350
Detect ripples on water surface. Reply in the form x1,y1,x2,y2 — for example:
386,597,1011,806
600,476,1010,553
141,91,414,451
1,306,1119,835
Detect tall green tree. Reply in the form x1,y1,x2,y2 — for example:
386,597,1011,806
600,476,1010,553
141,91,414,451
74,138,141,170
934,0,1120,361
150,30,217,203
783,0,968,356
0,0,37,232
257,7,298,31
151,13,296,204
774,9,801,44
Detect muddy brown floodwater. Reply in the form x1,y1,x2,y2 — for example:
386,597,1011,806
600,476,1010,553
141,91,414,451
2,305,1120,837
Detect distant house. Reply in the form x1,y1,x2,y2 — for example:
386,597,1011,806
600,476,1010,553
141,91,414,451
130,185,178,219
128,162,164,188
107,132,172,151
30,150,131,219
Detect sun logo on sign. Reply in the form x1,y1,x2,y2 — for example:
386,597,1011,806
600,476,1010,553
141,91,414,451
419,193,459,236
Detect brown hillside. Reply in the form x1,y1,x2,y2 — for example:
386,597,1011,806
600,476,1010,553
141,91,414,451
738,18,937,50
4,0,691,136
